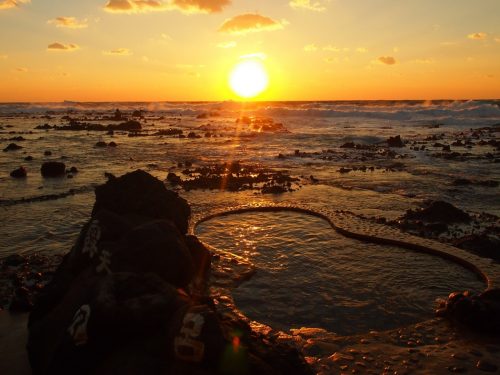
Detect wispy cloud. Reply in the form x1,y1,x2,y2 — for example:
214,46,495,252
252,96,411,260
377,56,397,65
218,13,286,35
414,58,434,64
103,48,132,56
323,45,349,52
0,0,29,10
289,0,327,12
47,42,80,51
48,16,88,29
467,32,487,40
16,67,28,72
304,43,318,52
104,0,230,14
0,54,7,60
356,47,367,53
217,41,237,48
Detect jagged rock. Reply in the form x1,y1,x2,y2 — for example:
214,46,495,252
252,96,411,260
387,135,404,148
3,143,23,152
404,201,470,224
41,162,66,178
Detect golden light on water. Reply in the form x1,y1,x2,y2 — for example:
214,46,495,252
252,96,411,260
229,60,269,99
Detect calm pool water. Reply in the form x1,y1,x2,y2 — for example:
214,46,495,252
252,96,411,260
196,211,485,335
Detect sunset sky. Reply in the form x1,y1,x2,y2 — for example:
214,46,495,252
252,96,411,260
1,0,499,101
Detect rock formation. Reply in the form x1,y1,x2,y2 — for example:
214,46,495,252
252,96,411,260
27,170,311,375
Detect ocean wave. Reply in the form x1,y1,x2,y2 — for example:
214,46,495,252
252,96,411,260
1,100,499,123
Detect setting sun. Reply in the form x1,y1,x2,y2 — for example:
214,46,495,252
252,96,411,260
229,60,269,99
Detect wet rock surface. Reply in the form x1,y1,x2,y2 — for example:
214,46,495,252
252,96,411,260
24,170,311,375
166,161,300,194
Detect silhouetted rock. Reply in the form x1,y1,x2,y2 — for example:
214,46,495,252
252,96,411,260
387,135,404,147
95,141,107,147
41,162,66,178
108,141,117,147
25,155,34,161
92,169,190,234
26,170,310,375
44,150,52,156
112,120,141,131
404,201,470,224
10,166,27,178
3,143,23,152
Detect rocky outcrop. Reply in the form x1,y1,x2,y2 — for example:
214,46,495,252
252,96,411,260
27,170,311,375
436,289,500,333
404,201,471,224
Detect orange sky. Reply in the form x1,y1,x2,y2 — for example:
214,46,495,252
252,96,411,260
1,0,499,101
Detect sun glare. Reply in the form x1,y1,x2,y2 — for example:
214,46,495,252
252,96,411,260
229,60,269,99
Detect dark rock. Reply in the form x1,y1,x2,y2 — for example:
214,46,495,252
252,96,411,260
261,185,287,194
405,201,470,223
476,360,498,372
453,234,500,261
10,287,33,312
92,170,190,234
187,132,197,139
339,167,352,174
108,141,117,147
25,155,34,161
112,120,141,131
10,166,27,178
70,166,78,174
167,172,182,185
3,143,23,152
95,141,107,148
44,150,52,156
340,142,355,149
35,124,52,130
443,145,451,152
436,289,500,333
4,253,26,266
387,135,404,148
453,178,472,186
41,162,66,178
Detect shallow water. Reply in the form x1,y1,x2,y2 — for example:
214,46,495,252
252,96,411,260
0,101,498,263
196,211,485,335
